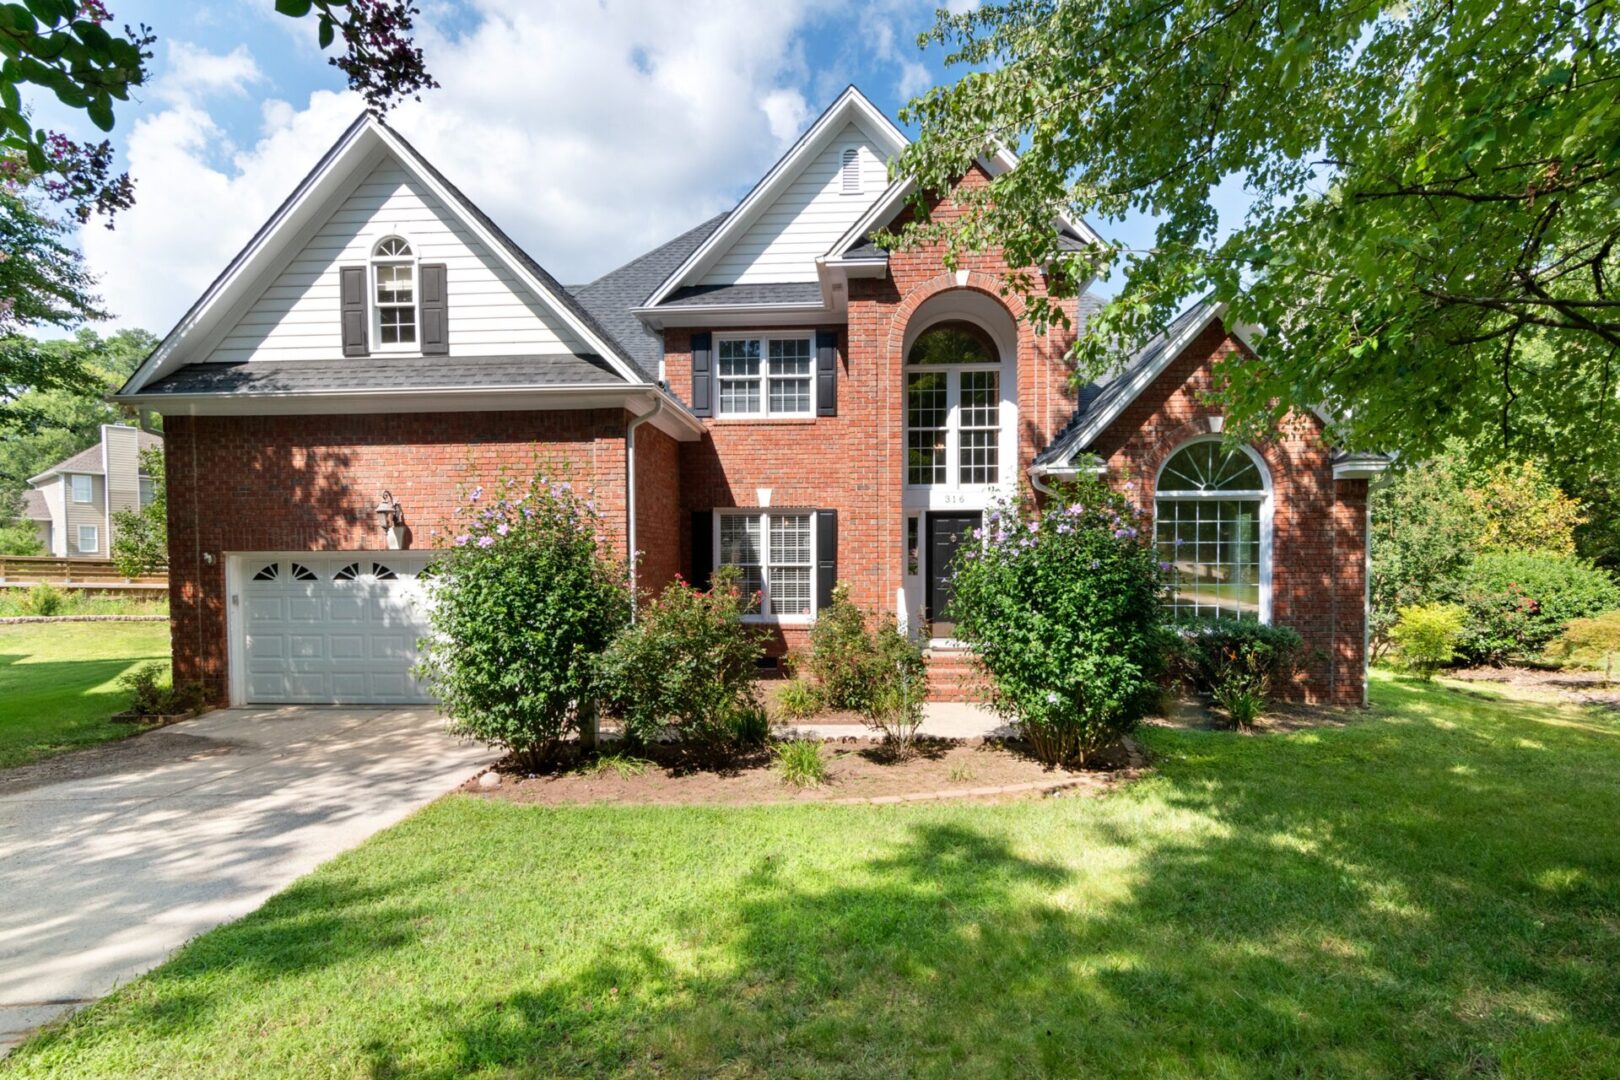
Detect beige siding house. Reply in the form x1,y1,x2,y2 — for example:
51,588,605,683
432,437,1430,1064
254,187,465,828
23,425,161,559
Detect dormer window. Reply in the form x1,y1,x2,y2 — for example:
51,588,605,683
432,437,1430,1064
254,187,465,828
371,237,417,348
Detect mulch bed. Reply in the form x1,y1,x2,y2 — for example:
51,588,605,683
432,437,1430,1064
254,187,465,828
463,736,1147,807
1447,665,1620,712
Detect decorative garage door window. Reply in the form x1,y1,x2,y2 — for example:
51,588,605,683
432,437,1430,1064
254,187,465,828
252,562,320,582
333,561,399,581
1154,440,1270,623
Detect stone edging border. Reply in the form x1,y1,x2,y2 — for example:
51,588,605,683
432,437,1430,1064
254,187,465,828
0,615,169,624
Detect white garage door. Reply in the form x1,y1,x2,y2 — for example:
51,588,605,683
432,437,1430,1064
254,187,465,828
234,553,436,705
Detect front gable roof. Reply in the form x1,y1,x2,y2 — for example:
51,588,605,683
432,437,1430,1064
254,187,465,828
119,115,654,397
27,428,161,485
641,86,908,310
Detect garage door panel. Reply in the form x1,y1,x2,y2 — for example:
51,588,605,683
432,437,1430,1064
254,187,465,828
237,553,434,705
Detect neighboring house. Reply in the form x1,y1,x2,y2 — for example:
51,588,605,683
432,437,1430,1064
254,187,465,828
21,425,162,559
114,86,1384,710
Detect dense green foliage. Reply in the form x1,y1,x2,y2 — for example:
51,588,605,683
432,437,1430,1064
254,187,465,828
1458,551,1620,664
773,678,820,721
1176,619,1304,725
890,2,1620,474
109,444,164,574
12,672,1620,1077
771,739,826,788
116,660,203,718
0,328,156,520
805,582,874,711
1389,604,1467,680
1547,611,1620,681
597,567,767,761
0,519,42,554
0,621,168,767
417,478,628,768
947,479,1166,764
858,615,928,756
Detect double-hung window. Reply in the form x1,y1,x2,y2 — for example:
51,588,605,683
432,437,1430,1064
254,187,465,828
138,475,155,508
371,237,417,348
716,510,815,620
77,524,98,553
70,474,93,504
715,334,814,418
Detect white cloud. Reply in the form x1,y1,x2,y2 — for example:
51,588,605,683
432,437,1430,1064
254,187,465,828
82,0,832,331
157,41,264,102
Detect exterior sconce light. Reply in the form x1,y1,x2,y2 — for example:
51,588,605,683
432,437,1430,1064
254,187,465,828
376,491,406,550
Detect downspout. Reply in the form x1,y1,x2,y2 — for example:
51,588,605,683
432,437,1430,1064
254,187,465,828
624,395,663,617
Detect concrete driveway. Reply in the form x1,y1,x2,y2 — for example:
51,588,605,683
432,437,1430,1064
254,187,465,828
0,706,493,1052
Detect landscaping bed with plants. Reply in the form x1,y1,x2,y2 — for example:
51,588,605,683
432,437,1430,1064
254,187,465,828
462,736,1141,806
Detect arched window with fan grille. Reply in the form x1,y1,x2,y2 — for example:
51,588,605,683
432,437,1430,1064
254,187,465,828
1154,438,1272,623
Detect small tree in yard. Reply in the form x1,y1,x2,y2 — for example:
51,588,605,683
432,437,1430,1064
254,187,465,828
1389,604,1466,681
947,478,1167,766
417,477,627,769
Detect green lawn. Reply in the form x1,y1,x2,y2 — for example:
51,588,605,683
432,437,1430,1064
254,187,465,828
0,622,171,768
7,672,1620,1078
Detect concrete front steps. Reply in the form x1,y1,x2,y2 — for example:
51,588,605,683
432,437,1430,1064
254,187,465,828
924,647,984,703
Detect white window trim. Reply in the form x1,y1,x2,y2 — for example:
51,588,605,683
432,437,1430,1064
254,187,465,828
369,235,419,354
840,147,861,195
77,524,98,553
903,360,1004,491
1153,436,1274,624
713,508,817,624
70,474,93,504
713,331,817,419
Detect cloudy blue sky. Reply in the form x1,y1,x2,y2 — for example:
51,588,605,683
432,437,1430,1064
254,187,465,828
33,0,1223,336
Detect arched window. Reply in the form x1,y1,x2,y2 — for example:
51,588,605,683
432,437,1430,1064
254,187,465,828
1155,439,1270,623
371,236,416,347
904,322,1002,487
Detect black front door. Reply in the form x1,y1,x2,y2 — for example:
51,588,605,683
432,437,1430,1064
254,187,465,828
926,512,981,634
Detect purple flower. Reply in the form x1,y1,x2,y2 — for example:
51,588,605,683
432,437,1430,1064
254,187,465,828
469,486,483,503
477,535,497,548
496,523,510,536
1090,559,1101,570
1114,528,1130,539
453,534,470,547
1159,561,1173,572
1174,537,1186,547
1028,520,1040,533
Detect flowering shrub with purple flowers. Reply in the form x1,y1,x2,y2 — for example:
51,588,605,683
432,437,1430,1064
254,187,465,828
417,475,628,769
946,477,1168,765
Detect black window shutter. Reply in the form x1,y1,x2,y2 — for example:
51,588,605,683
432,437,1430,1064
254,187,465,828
340,266,369,357
815,509,838,610
419,263,448,355
816,329,837,417
691,511,714,591
690,332,713,416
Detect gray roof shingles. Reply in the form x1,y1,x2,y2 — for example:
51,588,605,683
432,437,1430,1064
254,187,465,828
139,355,623,396
19,489,48,520
30,428,162,479
566,213,729,377
659,281,825,308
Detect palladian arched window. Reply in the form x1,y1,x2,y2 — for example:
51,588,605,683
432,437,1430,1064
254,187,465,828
904,321,1002,487
1154,439,1270,622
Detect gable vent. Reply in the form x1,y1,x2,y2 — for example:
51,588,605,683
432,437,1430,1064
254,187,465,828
841,148,860,194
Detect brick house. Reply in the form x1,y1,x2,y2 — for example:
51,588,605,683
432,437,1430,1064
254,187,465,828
115,87,1384,709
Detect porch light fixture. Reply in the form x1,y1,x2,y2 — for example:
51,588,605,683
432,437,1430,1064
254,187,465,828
376,491,406,549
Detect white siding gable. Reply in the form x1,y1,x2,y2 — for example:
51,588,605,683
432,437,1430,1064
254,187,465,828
207,157,590,363
699,123,888,286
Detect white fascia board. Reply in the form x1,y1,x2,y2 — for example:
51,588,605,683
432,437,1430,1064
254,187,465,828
120,116,377,395
631,302,835,330
124,384,704,440
368,125,648,386
643,86,910,309
1055,303,1229,463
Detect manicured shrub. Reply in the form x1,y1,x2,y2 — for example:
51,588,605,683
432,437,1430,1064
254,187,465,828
806,582,873,711
772,739,827,788
774,678,821,721
1458,551,1620,664
418,477,629,770
1178,620,1304,726
20,582,64,616
116,662,206,718
947,478,1167,766
597,566,766,761
1546,610,1620,683
859,615,928,757
1388,603,1466,680
1370,457,1482,659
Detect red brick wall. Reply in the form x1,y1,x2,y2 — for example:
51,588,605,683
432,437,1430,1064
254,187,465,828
1089,322,1369,705
663,165,1080,655
163,409,632,703
632,421,681,599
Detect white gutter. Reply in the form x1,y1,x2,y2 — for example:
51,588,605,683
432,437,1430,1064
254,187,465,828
1027,458,1106,496
624,395,664,615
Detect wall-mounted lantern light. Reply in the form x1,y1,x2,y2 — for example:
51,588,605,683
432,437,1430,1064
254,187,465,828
376,491,406,549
